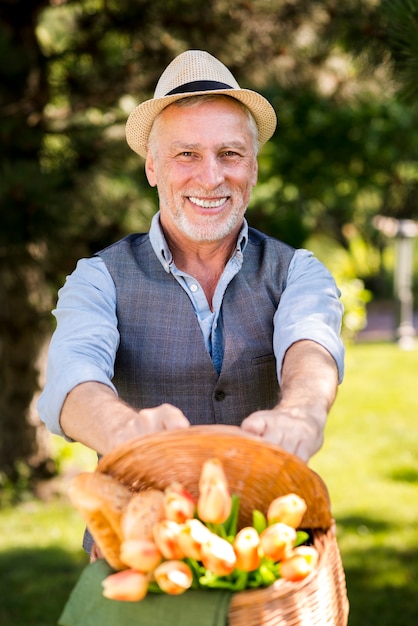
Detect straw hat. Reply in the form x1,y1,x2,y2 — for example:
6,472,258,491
125,50,277,159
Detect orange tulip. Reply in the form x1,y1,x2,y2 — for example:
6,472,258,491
177,518,212,560
120,538,163,573
153,520,185,560
233,526,261,572
163,482,196,523
102,569,149,602
267,493,307,528
197,458,232,524
259,523,296,562
280,546,319,581
200,533,237,576
153,560,193,595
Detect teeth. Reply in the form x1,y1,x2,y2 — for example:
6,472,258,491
189,197,227,208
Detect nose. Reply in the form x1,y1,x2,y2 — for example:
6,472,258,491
197,154,225,189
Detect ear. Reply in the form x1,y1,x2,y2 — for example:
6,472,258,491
145,152,157,187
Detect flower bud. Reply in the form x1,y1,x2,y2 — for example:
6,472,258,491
280,546,319,581
163,482,196,523
197,458,232,524
120,538,163,573
154,560,193,595
233,526,261,572
201,533,237,576
267,493,307,528
259,523,296,562
153,520,185,560
177,518,212,560
102,569,149,602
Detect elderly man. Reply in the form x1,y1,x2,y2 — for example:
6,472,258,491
38,50,344,468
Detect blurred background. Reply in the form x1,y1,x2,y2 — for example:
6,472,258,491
1,1,417,625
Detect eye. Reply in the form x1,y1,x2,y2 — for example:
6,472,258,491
220,150,244,159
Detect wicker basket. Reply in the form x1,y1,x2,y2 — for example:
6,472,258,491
98,425,349,626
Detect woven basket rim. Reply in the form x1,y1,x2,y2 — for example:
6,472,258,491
98,425,333,529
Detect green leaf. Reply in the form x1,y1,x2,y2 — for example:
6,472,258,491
224,494,240,537
252,509,267,534
295,530,310,547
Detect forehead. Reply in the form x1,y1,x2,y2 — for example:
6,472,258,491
153,97,253,140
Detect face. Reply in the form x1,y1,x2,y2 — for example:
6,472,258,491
145,98,258,244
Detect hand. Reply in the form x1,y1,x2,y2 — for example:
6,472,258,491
109,403,191,450
134,403,191,436
240,407,324,462
60,383,190,456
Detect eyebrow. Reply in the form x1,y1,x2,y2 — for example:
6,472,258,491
169,140,249,152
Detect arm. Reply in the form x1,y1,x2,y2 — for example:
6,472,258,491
37,256,189,454
60,382,189,456
241,249,344,462
241,339,338,461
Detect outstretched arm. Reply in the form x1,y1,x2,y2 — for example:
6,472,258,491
60,382,190,456
240,339,339,462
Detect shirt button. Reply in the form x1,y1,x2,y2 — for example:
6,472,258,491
214,390,226,401
190,283,198,292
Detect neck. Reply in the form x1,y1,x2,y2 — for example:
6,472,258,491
163,228,239,308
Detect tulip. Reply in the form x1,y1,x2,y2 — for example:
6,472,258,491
259,523,296,562
102,569,149,602
233,526,261,572
163,482,196,523
200,533,237,576
280,546,319,582
197,458,232,524
120,538,163,572
154,560,193,595
153,520,185,560
177,518,212,560
267,493,307,528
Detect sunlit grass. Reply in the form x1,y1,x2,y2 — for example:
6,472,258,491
311,342,418,626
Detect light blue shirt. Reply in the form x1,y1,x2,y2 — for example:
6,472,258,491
38,213,344,436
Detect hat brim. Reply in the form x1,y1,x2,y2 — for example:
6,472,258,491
125,88,277,159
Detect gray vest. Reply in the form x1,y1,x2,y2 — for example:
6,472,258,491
98,227,295,426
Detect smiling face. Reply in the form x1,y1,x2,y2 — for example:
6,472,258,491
145,97,258,246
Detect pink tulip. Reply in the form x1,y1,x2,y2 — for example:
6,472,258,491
153,560,193,595
280,546,319,581
259,523,296,562
102,569,149,602
176,518,212,560
197,458,232,524
120,538,163,572
267,493,307,528
163,482,196,523
153,520,185,560
233,526,261,572
200,533,237,576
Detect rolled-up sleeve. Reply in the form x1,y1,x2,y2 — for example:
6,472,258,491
273,249,345,384
37,257,119,437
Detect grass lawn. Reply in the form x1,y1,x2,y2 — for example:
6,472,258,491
1,342,417,625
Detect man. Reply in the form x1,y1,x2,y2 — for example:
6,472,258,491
38,50,344,468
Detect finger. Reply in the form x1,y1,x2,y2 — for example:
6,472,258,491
240,413,267,436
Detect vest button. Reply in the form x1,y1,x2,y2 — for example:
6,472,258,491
214,390,226,401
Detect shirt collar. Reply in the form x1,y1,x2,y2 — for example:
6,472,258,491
149,211,248,274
